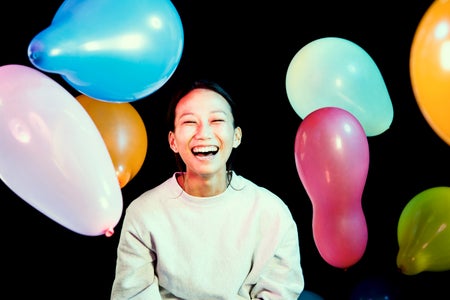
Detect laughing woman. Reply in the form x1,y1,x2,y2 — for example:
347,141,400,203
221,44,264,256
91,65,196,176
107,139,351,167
111,79,304,299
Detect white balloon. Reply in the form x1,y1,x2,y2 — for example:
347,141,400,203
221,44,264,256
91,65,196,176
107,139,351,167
0,64,122,236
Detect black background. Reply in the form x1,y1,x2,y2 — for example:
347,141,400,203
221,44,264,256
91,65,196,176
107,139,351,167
1,0,449,299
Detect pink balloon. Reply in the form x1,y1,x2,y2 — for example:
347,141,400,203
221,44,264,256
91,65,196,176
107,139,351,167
0,64,122,236
294,107,369,268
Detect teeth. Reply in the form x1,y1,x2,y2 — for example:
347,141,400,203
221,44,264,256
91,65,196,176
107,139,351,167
192,146,218,153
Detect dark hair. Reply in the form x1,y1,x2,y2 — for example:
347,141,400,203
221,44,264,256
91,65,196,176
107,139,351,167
167,79,240,130
166,79,240,176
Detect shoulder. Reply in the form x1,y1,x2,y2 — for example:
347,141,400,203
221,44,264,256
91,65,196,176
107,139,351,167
232,173,298,239
232,172,292,216
126,173,182,213
232,172,282,200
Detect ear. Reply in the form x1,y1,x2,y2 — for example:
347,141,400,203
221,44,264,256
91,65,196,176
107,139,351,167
233,127,242,148
168,131,179,153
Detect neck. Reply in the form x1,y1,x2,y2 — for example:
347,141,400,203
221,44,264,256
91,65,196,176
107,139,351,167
177,171,231,197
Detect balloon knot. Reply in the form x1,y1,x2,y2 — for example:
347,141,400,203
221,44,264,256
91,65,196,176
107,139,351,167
105,228,114,237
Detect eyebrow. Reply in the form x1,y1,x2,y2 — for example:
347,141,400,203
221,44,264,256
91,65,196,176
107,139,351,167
177,110,229,118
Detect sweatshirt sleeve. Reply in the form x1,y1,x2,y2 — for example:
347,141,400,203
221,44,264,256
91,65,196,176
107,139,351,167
251,220,305,300
110,205,162,300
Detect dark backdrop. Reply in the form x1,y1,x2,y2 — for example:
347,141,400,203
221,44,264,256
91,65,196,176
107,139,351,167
1,0,448,299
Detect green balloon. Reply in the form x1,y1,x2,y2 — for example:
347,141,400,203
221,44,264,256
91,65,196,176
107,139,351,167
397,186,450,275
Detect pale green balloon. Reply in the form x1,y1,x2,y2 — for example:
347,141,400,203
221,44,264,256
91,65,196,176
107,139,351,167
285,37,393,137
397,186,450,275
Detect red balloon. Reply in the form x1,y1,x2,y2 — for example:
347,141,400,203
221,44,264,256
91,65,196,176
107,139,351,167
294,107,369,268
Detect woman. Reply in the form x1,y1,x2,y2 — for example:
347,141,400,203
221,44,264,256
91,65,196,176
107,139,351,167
111,79,304,299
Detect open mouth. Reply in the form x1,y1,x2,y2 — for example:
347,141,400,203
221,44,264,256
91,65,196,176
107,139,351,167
192,146,219,157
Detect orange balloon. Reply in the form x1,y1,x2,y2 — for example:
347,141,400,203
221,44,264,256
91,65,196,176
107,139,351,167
77,94,147,188
410,0,450,146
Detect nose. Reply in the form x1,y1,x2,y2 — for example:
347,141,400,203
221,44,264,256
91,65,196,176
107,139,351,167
196,123,213,139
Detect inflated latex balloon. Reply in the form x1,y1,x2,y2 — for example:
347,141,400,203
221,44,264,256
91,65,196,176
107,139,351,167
410,0,450,146
286,37,393,137
350,276,395,300
298,290,324,300
0,64,122,236
294,107,369,268
28,0,184,102
77,94,148,188
397,186,450,275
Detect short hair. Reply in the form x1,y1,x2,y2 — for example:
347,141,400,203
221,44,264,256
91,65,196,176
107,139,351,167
166,79,240,132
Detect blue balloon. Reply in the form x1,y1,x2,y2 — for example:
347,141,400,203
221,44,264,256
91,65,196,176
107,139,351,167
28,0,184,102
298,290,324,300
350,276,395,300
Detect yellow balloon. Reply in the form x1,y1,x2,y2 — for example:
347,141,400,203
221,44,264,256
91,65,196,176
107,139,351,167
410,0,450,145
397,186,450,275
76,94,148,188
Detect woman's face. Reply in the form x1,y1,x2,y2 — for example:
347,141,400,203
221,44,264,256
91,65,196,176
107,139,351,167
168,88,241,177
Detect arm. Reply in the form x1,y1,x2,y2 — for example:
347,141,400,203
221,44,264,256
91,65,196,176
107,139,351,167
251,221,305,300
111,209,162,300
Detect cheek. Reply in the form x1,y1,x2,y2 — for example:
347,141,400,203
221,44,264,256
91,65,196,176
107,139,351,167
221,131,238,146
173,136,189,150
